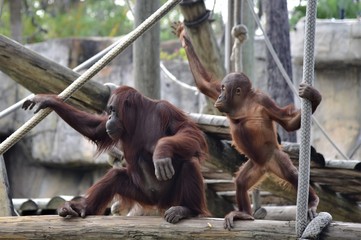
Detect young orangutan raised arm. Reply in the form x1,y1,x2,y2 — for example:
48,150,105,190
172,22,221,100
173,22,322,230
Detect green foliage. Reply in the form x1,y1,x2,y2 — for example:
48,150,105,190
289,5,306,29
317,0,360,19
45,2,132,39
0,0,223,43
160,48,187,61
0,0,133,43
0,7,11,37
290,0,361,29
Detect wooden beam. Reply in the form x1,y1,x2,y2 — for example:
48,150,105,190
0,216,360,239
0,35,110,113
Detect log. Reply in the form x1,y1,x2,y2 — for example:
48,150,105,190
189,113,231,139
0,215,360,240
0,155,13,216
0,35,110,113
256,206,296,221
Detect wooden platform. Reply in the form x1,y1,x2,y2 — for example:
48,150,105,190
0,215,360,240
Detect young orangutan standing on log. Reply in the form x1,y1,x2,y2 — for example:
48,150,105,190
173,22,321,230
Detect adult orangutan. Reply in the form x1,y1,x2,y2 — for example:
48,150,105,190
173,23,321,230
22,85,210,223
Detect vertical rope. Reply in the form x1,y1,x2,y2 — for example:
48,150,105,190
296,0,318,237
0,0,181,156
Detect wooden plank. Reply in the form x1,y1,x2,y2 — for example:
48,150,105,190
311,177,361,186
188,113,231,139
310,168,361,178
325,159,361,170
0,215,360,240
204,179,235,192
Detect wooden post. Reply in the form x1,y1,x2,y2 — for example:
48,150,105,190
179,0,226,114
241,0,255,81
0,155,14,216
133,0,161,99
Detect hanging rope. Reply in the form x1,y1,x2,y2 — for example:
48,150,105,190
295,1,332,237
230,24,248,72
0,0,181,156
160,62,198,92
296,0,317,235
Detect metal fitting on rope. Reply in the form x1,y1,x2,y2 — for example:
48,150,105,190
183,10,210,28
104,82,119,94
179,0,204,6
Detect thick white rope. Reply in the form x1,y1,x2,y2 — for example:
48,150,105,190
160,62,198,92
296,0,318,236
0,0,181,155
301,212,332,239
230,25,248,73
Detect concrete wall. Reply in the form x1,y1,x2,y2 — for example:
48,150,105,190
291,19,361,160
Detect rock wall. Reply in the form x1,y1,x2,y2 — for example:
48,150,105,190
0,19,360,198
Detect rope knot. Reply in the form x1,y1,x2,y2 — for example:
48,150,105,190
231,24,248,44
230,24,248,66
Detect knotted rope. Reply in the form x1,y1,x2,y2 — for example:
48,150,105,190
0,0,181,155
230,24,248,72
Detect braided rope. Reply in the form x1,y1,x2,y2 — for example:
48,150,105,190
301,212,332,239
296,0,318,237
0,0,181,155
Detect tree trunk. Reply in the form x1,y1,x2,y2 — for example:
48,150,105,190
179,0,225,114
0,155,15,216
133,0,160,99
9,0,22,43
241,0,255,82
264,0,296,142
